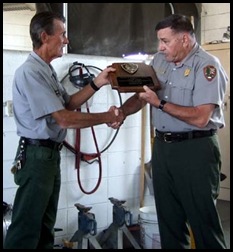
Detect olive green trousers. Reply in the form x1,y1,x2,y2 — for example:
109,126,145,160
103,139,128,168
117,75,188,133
151,135,227,249
4,144,61,249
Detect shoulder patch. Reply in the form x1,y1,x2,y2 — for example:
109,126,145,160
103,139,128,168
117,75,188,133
203,65,217,81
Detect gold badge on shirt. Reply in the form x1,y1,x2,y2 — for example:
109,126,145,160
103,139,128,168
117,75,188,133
184,68,191,77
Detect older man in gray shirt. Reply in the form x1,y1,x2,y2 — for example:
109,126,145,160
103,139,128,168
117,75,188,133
109,14,228,249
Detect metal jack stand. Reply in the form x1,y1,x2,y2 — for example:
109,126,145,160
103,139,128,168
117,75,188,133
98,197,141,249
70,203,102,249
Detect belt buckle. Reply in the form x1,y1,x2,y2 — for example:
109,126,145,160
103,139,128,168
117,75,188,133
163,132,172,143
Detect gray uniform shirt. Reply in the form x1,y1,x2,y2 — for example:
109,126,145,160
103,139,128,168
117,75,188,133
13,51,70,142
150,43,228,132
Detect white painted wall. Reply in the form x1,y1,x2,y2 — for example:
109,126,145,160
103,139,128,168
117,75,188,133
3,3,230,247
201,3,230,44
3,10,33,51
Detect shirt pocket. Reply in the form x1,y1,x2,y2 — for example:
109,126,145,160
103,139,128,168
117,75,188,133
170,77,195,106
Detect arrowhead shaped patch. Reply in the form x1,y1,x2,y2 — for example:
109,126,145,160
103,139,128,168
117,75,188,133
203,65,217,81
121,63,138,74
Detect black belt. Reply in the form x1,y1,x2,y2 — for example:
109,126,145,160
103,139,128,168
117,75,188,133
22,137,63,151
155,129,217,143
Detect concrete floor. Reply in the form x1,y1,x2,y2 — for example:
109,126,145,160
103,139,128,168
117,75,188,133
124,199,230,249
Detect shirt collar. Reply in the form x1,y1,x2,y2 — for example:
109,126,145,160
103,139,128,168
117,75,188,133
29,51,55,78
179,43,199,68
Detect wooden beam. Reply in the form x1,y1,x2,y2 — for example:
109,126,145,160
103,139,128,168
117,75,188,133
140,106,147,207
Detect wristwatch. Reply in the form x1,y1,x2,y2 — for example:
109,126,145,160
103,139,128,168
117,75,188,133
159,100,167,110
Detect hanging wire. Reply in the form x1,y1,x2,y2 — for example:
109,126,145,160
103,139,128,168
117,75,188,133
60,62,123,194
60,62,122,153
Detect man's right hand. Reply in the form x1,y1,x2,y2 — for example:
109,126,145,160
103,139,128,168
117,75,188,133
107,106,125,129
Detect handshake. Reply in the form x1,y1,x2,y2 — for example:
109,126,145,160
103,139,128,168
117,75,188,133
107,106,125,129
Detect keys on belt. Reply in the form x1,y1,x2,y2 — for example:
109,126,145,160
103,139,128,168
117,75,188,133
11,138,27,174
11,137,63,174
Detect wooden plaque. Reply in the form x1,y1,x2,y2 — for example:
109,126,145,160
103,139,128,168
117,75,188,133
108,62,161,92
